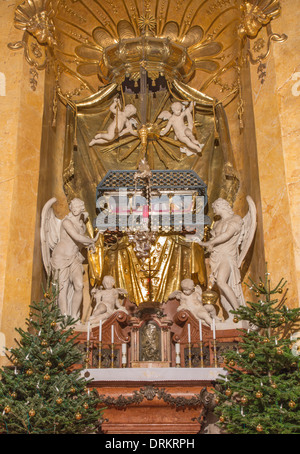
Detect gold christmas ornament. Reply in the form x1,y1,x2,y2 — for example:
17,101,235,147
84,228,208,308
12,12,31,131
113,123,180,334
255,390,263,399
276,348,283,355
13,358,18,365
256,424,263,432
288,400,296,409
70,387,76,393
75,412,82,420
255,311,262,317
56,397,63,405
259,282,264,288
29,409,36,417
4,405,11,414
278,288,283,294
229,360,236,366
58,362,64,368
214,396,220,404
83,402,89,409
42,350,47,355
241,395,248,405
271,383,277,389
45,360,52,367
249,352,256,359
233,316,239,323
26,368,33,376
263,338,270,343
44,373,51,381
51,321,56,327
41,340,48,347
255,292,260,297
225,388,232,397
279,316,285,323
219,415,225,423
11,392,17,399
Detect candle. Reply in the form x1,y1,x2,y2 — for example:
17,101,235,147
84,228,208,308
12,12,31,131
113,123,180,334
199,320,202,341
212,318,216,339
175,343,180,354
99,320,102,342
87,322,90,341
188,324,191,343
122,343,127,366
111,325,114,343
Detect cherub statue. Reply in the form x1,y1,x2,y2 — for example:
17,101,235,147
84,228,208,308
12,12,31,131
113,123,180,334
196,196,257,318
41,198,99,319
89,275,128,322
158,101,204,155
89,97,138,146
168,278,221,326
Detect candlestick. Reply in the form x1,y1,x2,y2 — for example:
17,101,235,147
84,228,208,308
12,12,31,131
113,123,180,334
98,341,102,368
213,339,217,368
199,320,202,341
199,341,204,368
85,340,90,369
188,342,192,368
175,343,180,368
85,322,90,368
111,325,114,368
111,343,114,368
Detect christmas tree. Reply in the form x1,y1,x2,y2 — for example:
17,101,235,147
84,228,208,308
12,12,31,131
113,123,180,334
0,286,102,434
214,269,300,434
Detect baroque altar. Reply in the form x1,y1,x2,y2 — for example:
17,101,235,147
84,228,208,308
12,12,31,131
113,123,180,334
9,0,288,435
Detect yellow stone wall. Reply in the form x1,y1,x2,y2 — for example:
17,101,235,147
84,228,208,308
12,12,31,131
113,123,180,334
0,1,45,364
249,0,300,307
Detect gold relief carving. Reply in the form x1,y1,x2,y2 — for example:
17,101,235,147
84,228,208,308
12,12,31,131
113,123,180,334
14,0,57,46
238,0,281,39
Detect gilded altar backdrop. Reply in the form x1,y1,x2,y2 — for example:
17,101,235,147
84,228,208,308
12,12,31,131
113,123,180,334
0,0,299,365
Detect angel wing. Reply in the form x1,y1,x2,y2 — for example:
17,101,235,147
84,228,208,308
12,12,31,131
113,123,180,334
237,195,257,268
158,110,172,121
195,285,203,298
40,197,62,275
168,290,182,300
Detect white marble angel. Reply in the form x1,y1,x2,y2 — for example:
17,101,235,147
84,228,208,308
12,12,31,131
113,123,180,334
196,196,257,318
89,97,138,146
41,197,99,319
168,278,221,326
89,275,128,322
158,101,204,155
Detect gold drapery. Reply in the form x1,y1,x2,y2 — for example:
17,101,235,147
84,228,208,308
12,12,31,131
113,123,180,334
88,234,206,304
63,80,238,304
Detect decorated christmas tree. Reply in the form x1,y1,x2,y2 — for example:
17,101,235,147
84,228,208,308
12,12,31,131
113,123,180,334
214,268,300,434
0,286,102,434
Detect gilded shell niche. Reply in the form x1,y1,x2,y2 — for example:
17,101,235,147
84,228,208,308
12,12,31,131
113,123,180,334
11,0,286,100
